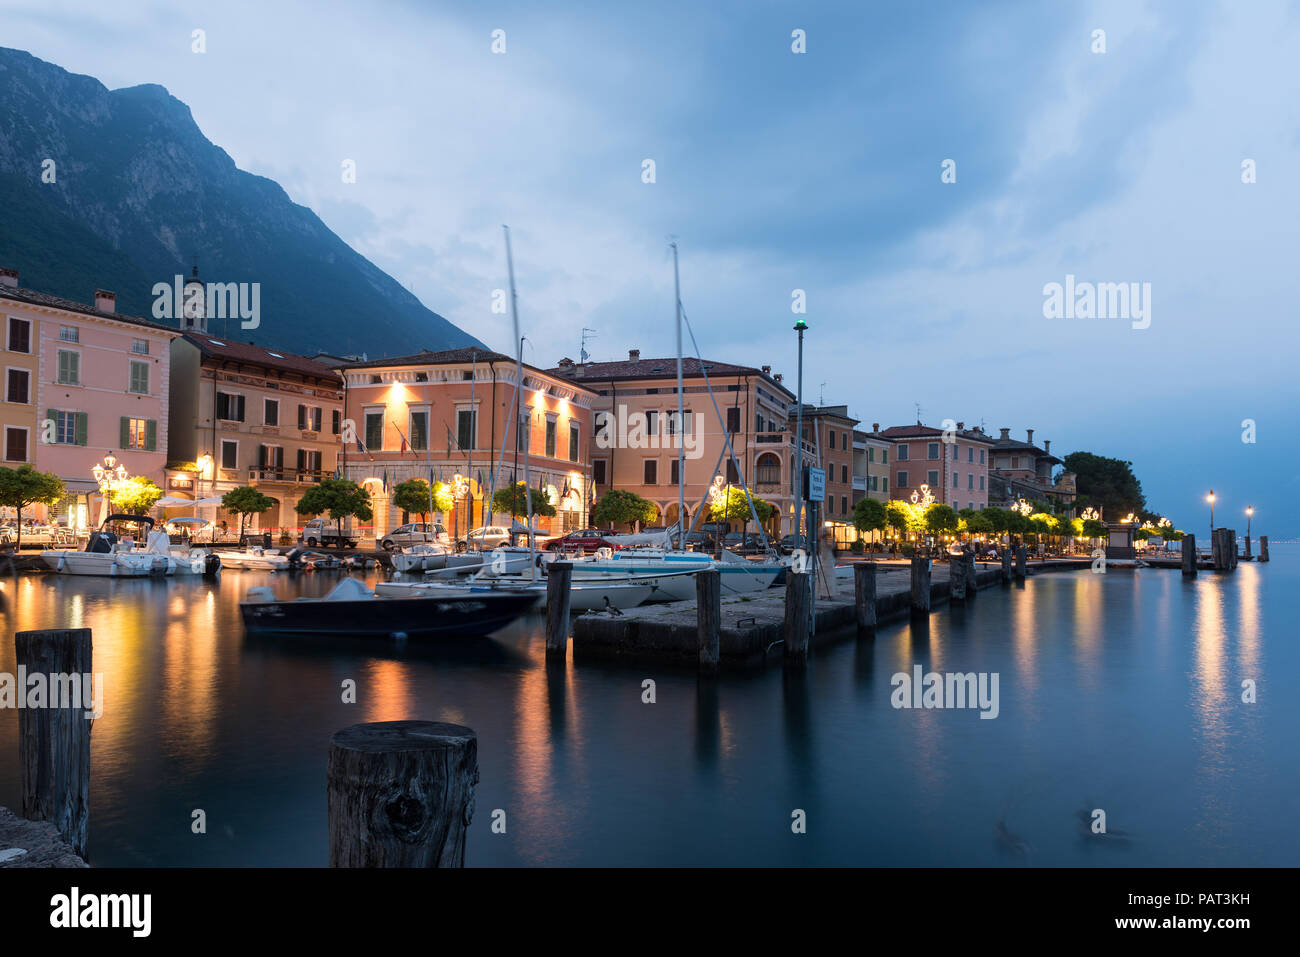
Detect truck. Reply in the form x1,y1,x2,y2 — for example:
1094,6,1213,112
300,517,359,549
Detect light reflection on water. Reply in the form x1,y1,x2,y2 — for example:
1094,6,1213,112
0,552,1294,866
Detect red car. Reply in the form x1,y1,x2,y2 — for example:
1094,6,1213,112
544,529,620,554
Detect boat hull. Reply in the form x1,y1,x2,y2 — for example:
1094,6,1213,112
41,550,168,576
239,592,539,638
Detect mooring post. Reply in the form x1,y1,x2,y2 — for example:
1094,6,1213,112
1259,535,1269,563
1244,535,1252,560
15,628,92,860
1000,548,1012,584
544,561,572,657
696,568,721,675
951,552,967,602
854,562,877,632
1014,545,1027,581
910,554,931,615
1211,529,1222,569
1181,534,1197,578
1229,529,1238,569
328,721,477,867
784,571,810,666
963,553,978,598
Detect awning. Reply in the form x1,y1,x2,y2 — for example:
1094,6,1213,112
59,479,100,494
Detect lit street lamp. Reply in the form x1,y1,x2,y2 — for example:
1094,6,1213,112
793,316,807,548
1207,489,1215,536
1246,505,1254,558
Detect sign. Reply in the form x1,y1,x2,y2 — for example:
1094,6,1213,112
804,466,825,502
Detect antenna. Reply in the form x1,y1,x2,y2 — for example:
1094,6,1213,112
818,381,826,406
580,327,597,364
915,402,924,424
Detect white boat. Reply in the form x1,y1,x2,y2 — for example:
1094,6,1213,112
218,546,292,571
567,548,781,601
42,515,213,577
376,576,655,611
391,542,453,573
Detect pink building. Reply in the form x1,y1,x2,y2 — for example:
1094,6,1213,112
1,268,178,527
880,422,994,511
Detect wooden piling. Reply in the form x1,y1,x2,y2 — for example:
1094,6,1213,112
327,720,477,867
16,628,92,860
1181,534,1197,578
963,553,978,599
910,555,931,615
783,571,810,666
1000,548,1012,584
1229,529,1238,569
1259,536,1269,563
1211,529,1222,569
951,553,967,602
1014,545,1027,581
854,562,877,632
696,568,721,675
544,561,572,657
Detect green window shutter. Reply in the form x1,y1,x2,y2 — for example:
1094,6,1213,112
146,419,157,451
75,412,88,446
120,417,130,449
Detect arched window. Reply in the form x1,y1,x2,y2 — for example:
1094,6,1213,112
756,453,781,485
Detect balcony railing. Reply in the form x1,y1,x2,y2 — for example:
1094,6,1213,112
248,467,326,484
852,477,867,491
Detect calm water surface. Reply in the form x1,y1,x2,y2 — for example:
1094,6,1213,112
1,551,1295,866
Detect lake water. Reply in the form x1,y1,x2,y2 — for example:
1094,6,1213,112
0,550,1294,866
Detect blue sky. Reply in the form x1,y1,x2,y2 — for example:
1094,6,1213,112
4,0,1297,533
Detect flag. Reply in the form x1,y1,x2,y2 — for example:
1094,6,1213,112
446,424,456,455
382,469,389,493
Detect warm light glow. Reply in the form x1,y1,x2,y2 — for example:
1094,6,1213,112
1246,506,1254,517
1010,498,1032,516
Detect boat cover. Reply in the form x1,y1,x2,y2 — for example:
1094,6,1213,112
324,578,376,601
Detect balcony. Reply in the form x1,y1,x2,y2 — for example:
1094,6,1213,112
852,476,867,491
248,467,326,484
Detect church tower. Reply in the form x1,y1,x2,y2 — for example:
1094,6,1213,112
180,260,207,334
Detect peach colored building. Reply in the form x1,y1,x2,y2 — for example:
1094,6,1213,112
548,351,805,535
1,267,177,527
337,349,597,539
882,422,994,511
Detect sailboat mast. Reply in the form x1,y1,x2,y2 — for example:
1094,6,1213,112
504,225,537,578
673,242,685,549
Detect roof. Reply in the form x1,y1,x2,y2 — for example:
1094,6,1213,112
181,334,342,383
549,356,796,398
800,404,859,425
990,436,1063,465
337,347,515,369
0,284,177,334
878,423,995,445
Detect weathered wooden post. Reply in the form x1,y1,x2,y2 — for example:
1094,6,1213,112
1000,548,1012,584
1181,534,1197,578
963,553,978,599
1229,529,1238,569
784,571,810,666
910,554,931,615
544,561,572,657
1014,545,1027,581
16,628,93,860
951,553,967,603
1259,535,1269,563
1210,529,1222,569
854,562,877,632
696,568,721,675
328,721,477,867
1244,535,1252,560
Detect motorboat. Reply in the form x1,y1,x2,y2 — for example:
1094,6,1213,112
566,548,781,602
218,546,292,571
391,542,453,573
42,515,216,577
239,577,538,639
376,575,656,611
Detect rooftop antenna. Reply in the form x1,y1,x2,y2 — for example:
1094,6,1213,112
819,381,826,406
915,402,924,424
580,327,597,363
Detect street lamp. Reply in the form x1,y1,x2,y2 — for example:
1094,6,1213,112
1246,505,1253,558
1207,490,1215,535
793,316,808,549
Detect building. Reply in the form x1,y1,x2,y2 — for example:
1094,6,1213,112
1,267,178,527
338,348,597,539
986,427,1076,511
166,333,345,532
853,425,892,506
881,422,994,511
548,350,805,535
798,404,860,525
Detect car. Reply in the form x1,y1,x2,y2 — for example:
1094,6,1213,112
724,533,772,555
462,525,513,550
380,522,450,551
779,534,807,555
545,529,620,553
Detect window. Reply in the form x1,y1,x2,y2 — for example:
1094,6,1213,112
867,447,875,463
841,495,848,515
264,399,279,426
132,339,149,355
953,472,959,488
979,475,985,491
968,502,974,511
896,445,909,461
670,458,680,485
259,445,284,476
927,442,940,459
216,392,246,422
364,412,384,451
1011,456,1020,469
51,410,86,446
726,407,740,433
928,470,939,486
726,459,740,484
457,409,476,450
369,374,381,384
59,326,79,343
968,446,974,463
121,417,155,450
841,464,848,483
829,430,836,450
882,449,888,464
516,412,529,451
968,473,974,489
56,349,80,385
4,426,27,462
7,368,29,403
593,460,608,485
897,471,908,488
646,410,659,437
297,448,322,475
826,496,833,515
882,477,888,493
569,422,579,463
952,444,959,461
643,459,658,484
128,360,149,394
8,318,31,354
756,454,780,485
297,405,322,432
545,419,556,457
409,411,428,451
869,475,878,491
332,410,341,435
220,440,238,470
979,449,985,464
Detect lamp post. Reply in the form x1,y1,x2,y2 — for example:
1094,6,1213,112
1246,505,1253,558
1207,489,1215,536
793,317,807,548
91,454,130,527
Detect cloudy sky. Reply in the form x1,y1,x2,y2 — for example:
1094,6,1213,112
4,0,1297,533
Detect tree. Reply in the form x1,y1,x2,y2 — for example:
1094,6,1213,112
491,481,556,519
708,487,775,525
925,503,959,536
592,488,657,530
1080,518,1107,540
221,486,276,538
0,465,65,550
964,510,994,535
1063,451,1146,518
852,497,887,536
393,479,433,522
885,500,912,537
295,478,374,539
431,482,456,514
110,476,163,515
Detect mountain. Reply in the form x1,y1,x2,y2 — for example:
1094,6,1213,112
0,47,482,356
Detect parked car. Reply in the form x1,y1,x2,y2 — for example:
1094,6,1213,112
380,522,450,551
779,533,807,555
462,525,513,550
301,517,358,549
724,533,771,555
545,529,620,553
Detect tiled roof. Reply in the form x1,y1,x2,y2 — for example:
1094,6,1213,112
0,284,176,333
550,356,795,397
336,347,515,369
183,334,342,382
879,424,995,444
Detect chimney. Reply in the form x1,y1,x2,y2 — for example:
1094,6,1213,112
999,427,1010,440
773,373,783,383
557,357,575,369
956,421,964,430
0,267,17,289
628,349,640,361
94,289,117,313
1043,439,1051,454
761,365,772,375
872,423,879,432
1026,428,1034,444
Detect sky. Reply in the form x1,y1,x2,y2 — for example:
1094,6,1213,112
3,0,1297,534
